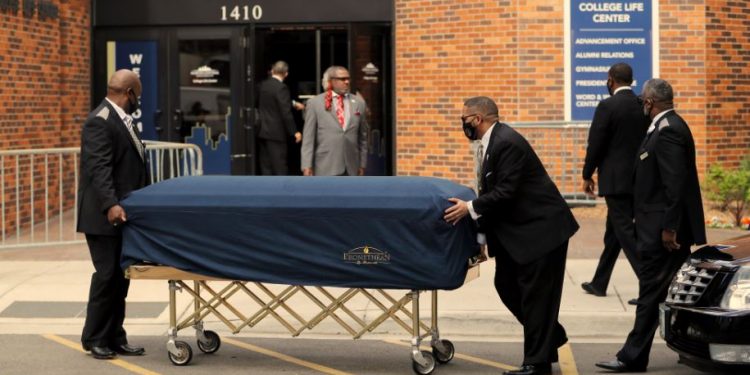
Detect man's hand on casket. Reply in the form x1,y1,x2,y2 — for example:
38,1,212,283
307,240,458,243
303,168,314,176
444,198,469,225
107,204,127,226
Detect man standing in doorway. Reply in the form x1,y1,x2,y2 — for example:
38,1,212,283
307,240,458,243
301,65,368,176
77,69,148,360
257,61,304,175
581,63,649,300
596,79,706,372
444,97,579,375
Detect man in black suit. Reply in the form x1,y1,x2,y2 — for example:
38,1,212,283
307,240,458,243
77,69,149,360
257,60,303,175
445,97,579,375
596,79,706,372
581,63,649,299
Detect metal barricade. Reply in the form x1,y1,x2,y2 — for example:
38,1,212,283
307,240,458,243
0,141,202,249
511,121,600,205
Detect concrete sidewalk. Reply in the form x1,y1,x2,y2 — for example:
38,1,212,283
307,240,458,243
0,255,640,340
0,219,744,342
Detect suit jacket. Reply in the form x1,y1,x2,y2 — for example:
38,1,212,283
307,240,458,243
300,92,369,176
76,100,149,236
582,89,649,196
474,123,579,264
633,110,706,251
257,77,297,141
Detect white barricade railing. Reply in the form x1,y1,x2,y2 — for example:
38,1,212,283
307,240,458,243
0,141,202,249
511,122,600,205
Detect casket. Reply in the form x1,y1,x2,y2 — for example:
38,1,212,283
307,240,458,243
121,176,479,290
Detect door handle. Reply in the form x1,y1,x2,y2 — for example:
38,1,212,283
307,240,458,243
243,107,257,131
154,109,163,132
173,109,183,131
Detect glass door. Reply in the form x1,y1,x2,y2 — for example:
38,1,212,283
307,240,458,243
350,24,392,176
168,27,250,175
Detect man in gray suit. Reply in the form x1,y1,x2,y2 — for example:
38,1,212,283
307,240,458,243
301,66,368,176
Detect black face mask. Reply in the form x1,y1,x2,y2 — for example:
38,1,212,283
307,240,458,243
462,120,478,141
126,90,140,116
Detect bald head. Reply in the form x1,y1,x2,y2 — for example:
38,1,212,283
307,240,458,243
108,69,141,95
106,69,142,114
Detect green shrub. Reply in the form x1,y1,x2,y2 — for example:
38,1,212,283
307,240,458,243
705,158,750,227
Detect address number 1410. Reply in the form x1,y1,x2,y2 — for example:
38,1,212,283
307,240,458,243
221,5,262,21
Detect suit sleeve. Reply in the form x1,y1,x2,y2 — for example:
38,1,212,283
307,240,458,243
300,101,317,170
582,101,612,180
357,101,369,169
81,117,118,213
656,125,688,231
472,140,526,215
276,85,298,136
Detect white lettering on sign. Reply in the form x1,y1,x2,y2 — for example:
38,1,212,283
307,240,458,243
578,1,644,23
593,13,630,23
221,5,262,21
129,54,143,65
578,3,623,12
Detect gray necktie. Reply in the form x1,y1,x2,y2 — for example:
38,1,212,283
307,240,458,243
124,116,145,161
475,142,484,193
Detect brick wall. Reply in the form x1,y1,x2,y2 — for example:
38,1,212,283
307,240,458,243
705,0,750,167
659,0,709,176
394,0,519,182
0,0,89,242
394,0,750,188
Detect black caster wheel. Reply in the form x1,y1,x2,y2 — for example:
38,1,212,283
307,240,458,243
197,330,221,354
432,339,455,364
412,350,436,375
168,341,193,366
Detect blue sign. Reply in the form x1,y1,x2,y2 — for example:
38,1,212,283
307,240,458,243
109,41,159,140
570,0,653,121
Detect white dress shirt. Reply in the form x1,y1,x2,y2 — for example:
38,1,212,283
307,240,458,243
647,109,675,134
466,123,495,245
105,97,133,127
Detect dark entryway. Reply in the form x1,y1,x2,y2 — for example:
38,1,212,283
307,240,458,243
92,1,393,176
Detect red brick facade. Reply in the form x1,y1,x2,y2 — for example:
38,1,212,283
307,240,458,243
705,0,750,167
0,0,89,150
394,0,750,189
1,0,89,237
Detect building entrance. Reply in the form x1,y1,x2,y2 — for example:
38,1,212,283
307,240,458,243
93,18,392,176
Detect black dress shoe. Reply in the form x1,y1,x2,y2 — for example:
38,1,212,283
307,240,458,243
110,344,145,356
595,359,646,372
503,364,552,375
628,298,638,306
581,282,606,297
90,346,116,360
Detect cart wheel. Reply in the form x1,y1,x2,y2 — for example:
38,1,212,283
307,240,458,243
432,339,455,364
168,341,193,366
412,351,436,375
197,330,221,354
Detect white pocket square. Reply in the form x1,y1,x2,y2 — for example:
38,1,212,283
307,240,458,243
485,172,493,177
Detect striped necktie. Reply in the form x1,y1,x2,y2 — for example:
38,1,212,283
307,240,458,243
124,116,145,161
475,142,484,193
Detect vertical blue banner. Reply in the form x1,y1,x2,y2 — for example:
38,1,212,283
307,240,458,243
109,41,159,140
570,0,653,121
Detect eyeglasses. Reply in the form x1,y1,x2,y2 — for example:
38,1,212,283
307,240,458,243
331,77,351,82
461,113,479,122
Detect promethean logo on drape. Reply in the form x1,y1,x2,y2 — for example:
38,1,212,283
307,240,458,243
344,246,391,265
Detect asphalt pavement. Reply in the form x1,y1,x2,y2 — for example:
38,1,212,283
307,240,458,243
0,210,745,374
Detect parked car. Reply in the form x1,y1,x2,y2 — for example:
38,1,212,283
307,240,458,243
660,234,750,372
